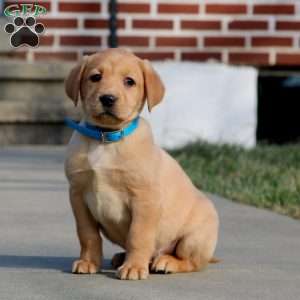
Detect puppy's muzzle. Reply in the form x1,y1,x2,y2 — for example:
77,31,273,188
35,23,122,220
99,94,117,108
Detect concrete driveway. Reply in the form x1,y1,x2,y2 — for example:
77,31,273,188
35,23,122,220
0,147,299,300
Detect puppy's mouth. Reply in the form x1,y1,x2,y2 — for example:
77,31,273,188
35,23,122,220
98,110,118,119
101,110,116,117
94,110,124,122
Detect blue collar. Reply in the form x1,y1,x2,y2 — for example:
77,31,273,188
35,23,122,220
64,116,140,143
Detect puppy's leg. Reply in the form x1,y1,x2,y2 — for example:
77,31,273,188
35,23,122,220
117,194,160,280
70,187,102,274
151,222,218,274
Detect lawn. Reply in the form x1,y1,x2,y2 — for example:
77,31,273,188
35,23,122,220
170,142,300,219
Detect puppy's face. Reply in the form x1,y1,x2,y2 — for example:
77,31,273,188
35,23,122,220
81,51,144,126
65,49,165,129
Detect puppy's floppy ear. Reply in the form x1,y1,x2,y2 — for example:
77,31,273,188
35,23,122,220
142,59,165,112
65,56,88,106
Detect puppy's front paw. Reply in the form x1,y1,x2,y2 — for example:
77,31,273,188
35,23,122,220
72,259,99,274
117,262,148,280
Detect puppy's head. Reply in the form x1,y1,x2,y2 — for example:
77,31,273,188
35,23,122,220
65,49,164,128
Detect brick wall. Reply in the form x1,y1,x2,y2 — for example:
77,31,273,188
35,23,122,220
3,0,300,66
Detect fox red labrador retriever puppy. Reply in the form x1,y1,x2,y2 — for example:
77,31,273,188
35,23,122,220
64,48,219,280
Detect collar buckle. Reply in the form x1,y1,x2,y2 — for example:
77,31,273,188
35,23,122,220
120,129,125,139
99,129,125,143
99,131,110,143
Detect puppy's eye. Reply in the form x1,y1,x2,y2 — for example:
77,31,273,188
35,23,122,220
124,77,136,87
90,74,102,82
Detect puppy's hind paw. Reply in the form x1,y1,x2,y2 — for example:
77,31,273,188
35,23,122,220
151,255,179,274
72,259,99,274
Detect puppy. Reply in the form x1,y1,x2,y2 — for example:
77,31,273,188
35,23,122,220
64,48,219,280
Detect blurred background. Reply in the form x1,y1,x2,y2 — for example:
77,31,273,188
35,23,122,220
1,0,300,147
0,1,299,218
1,3,300,295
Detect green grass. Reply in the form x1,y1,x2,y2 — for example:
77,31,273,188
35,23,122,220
169,142,300,219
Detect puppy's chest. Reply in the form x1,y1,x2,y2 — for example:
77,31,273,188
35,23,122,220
85,185,129,227
84,145,130,227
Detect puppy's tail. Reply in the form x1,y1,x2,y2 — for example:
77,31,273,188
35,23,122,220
209,257,221,264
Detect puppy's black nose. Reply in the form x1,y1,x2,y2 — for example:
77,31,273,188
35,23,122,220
99,94,117,108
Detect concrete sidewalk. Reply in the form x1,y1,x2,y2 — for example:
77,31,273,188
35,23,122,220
0,146,299,300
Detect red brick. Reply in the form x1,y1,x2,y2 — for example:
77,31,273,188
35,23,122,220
181,20,221,30
158,4,199,14
252,37,292,47
118,36,149,47
135,52,175,60
118,3,150,13
253,5,294,15
276,53,300,65
0,51,27,60
182,52,221,61
39,35,54,46
133,19,173,29
59,2,100,13
229,52,269,65
34,52,78,61
229,20,268,30
206,4,246,14
4,1,51,11
60,36,101,46
205,37,245,47
156,37,197,47
276,21,300,31
37,18,77,29
84,19,125,29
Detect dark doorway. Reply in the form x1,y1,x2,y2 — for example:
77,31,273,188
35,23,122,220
257,70,300,144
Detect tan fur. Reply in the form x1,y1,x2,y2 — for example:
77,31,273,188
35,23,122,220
65,49,219,280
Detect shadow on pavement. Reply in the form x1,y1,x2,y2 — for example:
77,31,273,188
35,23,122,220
0,255,117,277
0,255,75,272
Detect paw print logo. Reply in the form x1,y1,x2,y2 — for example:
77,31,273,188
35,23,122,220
4,16,45,48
